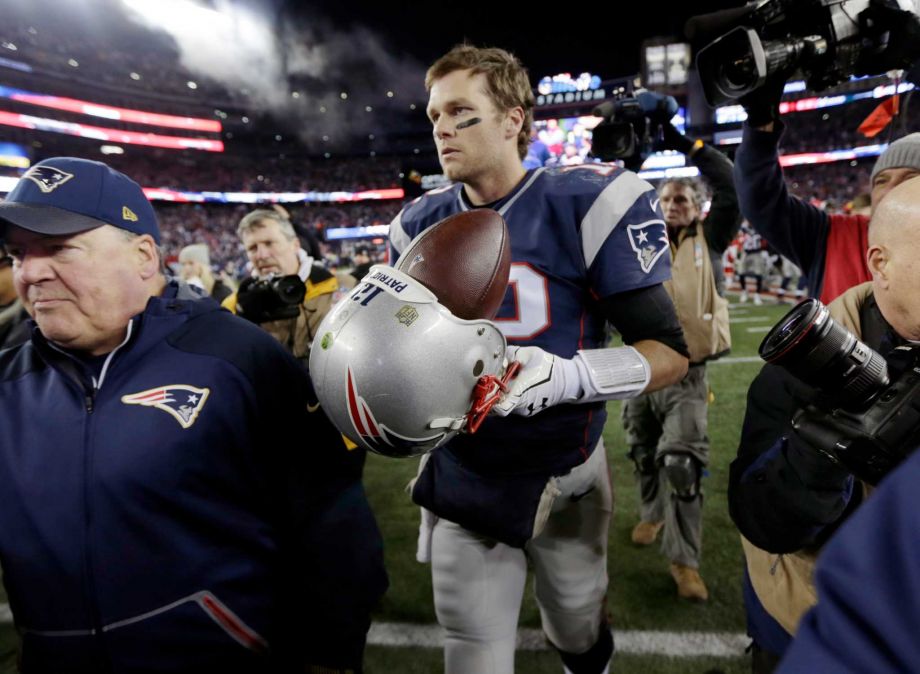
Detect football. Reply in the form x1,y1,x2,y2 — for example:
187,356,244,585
395,209,511,320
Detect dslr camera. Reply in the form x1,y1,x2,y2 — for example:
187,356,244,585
591,91,679,170
691,0,920,105
236,274,306,324
760,298,920,484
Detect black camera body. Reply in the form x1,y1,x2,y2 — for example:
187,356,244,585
792,351,920,485
760,298,920,484
236,274,306,324
591,91,679,170
693,0,920,105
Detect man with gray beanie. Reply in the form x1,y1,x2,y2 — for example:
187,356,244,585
735,79,920,303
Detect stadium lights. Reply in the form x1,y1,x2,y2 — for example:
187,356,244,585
122,0,220,31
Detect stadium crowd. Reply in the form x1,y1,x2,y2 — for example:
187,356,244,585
157,201,397,275
0,12,239,105
4,7,920,673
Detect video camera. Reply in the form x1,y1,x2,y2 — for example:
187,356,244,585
235,274,306,324
591,91,679,170
759,298,920,484
689,0,920,106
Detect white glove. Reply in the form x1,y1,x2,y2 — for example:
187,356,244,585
492,346,581,417
493,344,652,417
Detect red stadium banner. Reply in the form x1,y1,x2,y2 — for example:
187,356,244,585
0,110,224,152
6,90,222,133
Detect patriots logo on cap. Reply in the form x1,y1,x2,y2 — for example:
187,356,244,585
23,165,75,194
122,385,210,429
626,220,669,273
345,367,445,457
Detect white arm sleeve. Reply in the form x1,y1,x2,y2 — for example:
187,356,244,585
572,346,651,402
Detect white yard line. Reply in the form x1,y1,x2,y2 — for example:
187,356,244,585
729,317,771,324
710,356,762,365
746,327,772,333
368,621,748,657
0,604,749,658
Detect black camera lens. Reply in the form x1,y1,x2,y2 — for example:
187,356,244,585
271,275,306,305
760,298,889,410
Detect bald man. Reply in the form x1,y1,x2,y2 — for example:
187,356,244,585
728,176,920,671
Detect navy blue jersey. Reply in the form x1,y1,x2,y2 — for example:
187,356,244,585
391,165,672,475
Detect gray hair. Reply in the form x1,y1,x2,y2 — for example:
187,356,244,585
237,209,297,241
660,177,706,210
179,243,211,267
118,227,167,274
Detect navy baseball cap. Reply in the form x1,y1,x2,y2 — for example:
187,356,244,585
0,157,160,244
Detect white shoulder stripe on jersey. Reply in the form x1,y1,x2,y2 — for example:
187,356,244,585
389,209,411,258
497,167,545,217
581,170,655,269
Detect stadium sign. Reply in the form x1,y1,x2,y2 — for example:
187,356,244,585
536,72,606,106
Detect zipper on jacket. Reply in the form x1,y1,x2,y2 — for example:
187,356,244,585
82,322,134,672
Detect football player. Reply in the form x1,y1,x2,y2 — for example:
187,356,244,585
389,45,689,674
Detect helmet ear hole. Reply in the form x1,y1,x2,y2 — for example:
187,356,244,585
473,360,485,377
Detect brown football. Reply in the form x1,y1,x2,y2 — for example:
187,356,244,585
396,209,511,320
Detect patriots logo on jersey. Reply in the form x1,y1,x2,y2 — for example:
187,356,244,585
626,220,669,273
346,367,445,457
23,165,74,194
121,385,210,429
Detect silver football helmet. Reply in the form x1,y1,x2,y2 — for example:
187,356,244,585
309,265,507,458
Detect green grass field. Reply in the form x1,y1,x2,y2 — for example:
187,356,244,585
0,298,793,673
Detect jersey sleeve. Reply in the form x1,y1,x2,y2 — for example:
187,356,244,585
387,207,411,265
582,170,672,298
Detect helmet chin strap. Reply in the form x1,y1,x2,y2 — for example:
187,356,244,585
432,360,523,433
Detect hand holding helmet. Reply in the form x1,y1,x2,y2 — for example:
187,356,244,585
494,344,652,417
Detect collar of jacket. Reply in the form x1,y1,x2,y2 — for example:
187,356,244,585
30,279,221,383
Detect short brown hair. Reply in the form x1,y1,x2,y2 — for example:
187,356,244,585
426,45,534,161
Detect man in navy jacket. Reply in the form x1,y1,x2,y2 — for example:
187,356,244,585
0,157,386,673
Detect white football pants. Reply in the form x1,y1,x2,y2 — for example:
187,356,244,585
430,441,612,674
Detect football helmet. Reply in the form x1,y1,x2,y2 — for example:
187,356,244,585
309,265,507,458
